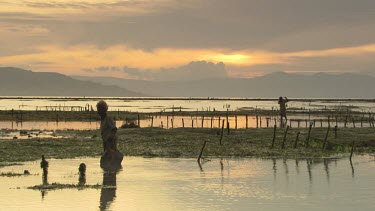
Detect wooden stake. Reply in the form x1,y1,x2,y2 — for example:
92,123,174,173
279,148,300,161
235,115,237,129
271,125,276,148
167,116,169,129
345,116,348,128
306,123,313,147
182,118,185,128
246,114,248,129
137,113,140,127
322,126,330,150
281,125,290,149
220,120,225,145
350,140,355,161
334,125,338,138
202,115,204,128
227,121,230,135
293,132,300,148
197,141,207,163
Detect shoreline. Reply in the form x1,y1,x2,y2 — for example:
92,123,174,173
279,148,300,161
1,96,375,102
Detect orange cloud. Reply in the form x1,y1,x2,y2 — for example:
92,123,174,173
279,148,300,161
0,44,374,77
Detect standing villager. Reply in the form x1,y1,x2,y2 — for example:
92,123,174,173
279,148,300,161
278,96,289,127
97,100,118,158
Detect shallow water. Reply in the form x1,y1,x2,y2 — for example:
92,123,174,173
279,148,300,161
1,97,374,113
0,156,374,211
0,114,369,131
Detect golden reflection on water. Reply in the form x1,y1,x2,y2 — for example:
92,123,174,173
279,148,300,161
0,156,374,210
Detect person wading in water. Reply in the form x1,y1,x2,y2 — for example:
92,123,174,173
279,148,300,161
278,96,288,128
97,100,118,159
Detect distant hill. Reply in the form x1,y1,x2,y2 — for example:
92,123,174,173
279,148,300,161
74,72,375,98
0,67,144,96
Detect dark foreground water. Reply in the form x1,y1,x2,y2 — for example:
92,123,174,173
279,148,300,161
0,156,374,210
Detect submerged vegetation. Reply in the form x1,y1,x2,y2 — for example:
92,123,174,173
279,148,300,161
0,172,30,177
27,182,102,190
0,127,374,163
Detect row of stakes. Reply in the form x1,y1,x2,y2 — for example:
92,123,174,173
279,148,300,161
197,123,356,164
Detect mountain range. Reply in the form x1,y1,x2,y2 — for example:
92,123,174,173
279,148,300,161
1,66,374,98
0,67,143,96
74,72,375,98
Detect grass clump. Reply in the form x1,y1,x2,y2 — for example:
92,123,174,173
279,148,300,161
27,182,102,190
0,172,29,177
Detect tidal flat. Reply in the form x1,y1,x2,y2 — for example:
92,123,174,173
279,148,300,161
0,127,374,163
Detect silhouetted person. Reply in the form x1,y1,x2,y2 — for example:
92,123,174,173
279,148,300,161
278,96,288,127
97,100,118,158
78,163,86,186
40,155,49,184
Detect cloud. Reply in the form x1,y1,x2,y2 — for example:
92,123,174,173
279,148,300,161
152,61,227,81
85,61,228,81
1,0,375,78
1,43,375,77
1,0,375,51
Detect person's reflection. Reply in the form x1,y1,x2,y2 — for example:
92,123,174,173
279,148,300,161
350,159,355,179
323,159,330,184
99,166,122,211
41,173,48,200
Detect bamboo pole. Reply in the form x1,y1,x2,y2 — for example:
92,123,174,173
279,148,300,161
246,114,248,129
293,132,300,148
322,126,330,150
281,126,290,149
306,123,313,147
350,140,355,161
202,115,204,128
197,141,207,163
227,121,230,135
271,125,277,148
235,115,237,129
220,120,225,145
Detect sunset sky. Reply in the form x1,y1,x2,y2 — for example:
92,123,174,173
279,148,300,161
0,0,375,80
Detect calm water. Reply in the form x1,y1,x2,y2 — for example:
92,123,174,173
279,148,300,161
0,115,370,131
0,156,374,210
1,97,375,112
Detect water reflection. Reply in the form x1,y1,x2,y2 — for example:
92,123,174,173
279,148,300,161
350,159,355,179
0,156,372,210
99,165,122,211
323,159,330,183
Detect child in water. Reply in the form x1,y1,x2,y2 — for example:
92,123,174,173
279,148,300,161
96,100,118,158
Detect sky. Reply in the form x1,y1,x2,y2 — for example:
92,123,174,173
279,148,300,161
0,0,375,80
